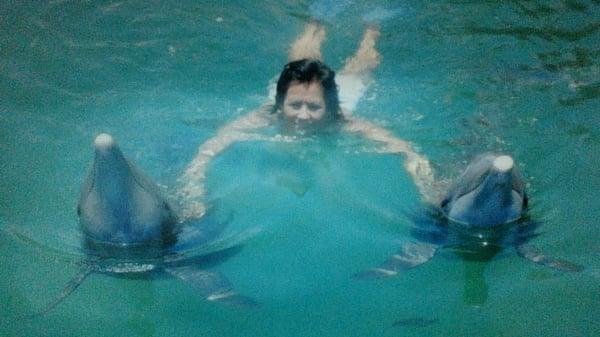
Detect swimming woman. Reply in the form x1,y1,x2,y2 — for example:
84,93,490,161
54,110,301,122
177,23,435,219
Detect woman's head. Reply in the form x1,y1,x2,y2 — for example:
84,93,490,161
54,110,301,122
273,59,341,125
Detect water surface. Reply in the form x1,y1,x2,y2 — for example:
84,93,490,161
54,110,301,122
1,1,599,336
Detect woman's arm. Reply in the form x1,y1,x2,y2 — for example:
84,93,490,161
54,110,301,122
343,116,436,204
177,107,271,219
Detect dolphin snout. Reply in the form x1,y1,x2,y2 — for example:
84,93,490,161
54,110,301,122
441,153,526,227
487,155,515,186
79,133,177,245
492,155,513,172
94,133,117,152
92,133,127,166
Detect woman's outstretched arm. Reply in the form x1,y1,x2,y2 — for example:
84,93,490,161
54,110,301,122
343,117,436,203
176,107,271,219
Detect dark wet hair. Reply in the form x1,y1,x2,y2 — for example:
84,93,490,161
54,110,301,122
272,59,341,121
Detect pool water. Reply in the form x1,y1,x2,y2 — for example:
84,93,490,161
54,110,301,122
1,1,599,336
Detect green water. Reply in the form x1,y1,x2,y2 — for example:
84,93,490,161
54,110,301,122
1,1,600,336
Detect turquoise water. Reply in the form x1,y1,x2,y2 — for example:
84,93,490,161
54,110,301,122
1,1,600,336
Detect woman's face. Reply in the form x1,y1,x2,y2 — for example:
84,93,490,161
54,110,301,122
282,80,326,125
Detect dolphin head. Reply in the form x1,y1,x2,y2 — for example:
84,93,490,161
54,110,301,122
78,134,177,248
440,153,527,228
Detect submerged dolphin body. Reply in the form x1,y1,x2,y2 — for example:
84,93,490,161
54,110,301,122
35,134,256,317
356,153,583,279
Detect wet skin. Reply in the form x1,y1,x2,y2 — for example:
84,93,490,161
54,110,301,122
282,80,326,126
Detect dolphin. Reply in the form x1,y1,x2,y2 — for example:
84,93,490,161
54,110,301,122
355,153,583,279
78,133,178,246
34,134,257,317
440,154,526,227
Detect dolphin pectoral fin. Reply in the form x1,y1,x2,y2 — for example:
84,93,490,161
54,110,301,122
516,244,584,273
353,242,438,279
29,265,93,318
165,266,258,308
353,267,401,279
